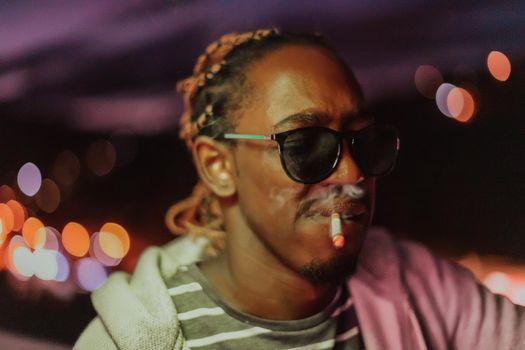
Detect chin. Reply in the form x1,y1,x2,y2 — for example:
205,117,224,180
298,252,359,284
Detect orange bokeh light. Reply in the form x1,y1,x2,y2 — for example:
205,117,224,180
62,222,90,257
99,223,130,259
0,184,16,203
487,51,511,82
22,217,45,249
6,200,27,232
0,218,5,246
0,203,14,236
446,87,476,123
414,65,443,99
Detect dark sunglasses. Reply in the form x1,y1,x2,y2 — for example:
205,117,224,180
222,124,400,184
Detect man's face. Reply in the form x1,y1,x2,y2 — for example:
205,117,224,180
230,45,375,283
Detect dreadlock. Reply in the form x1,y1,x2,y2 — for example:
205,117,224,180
166,28,354,256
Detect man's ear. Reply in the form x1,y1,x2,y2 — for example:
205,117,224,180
192,136,236,198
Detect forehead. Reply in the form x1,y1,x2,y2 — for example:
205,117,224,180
239,44,364,132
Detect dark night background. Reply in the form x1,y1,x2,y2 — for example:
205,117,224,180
0,0,524,347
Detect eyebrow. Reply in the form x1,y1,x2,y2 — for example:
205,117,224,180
271,109,370,133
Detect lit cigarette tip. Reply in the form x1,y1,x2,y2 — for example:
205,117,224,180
330,213,344,249
332,235,345,249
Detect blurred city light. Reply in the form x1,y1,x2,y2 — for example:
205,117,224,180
0,184,16,202
17,162,43,196
12,246,34,277
0,219,5,246
33,248,59,280
35,178,61,213
487,50,511,81
435,83,476,122
435,83,456,117
22,217,45,249
51,150,81,188
54,251,70,282
90,232,122,267
85,140,117,176
6,235,31,280
0,203,15,235
75,257,108,291
414,65,443,99
99,222,130,259
446,87,476,122
483,272,511,295
40,226,61,251
6,199,27,232
62,222,90,257
512,286,525,306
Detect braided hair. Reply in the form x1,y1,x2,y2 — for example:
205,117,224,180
166,28,355,256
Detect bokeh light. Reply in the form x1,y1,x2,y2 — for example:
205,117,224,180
414,65,443,99
90,232,122,266
483,272,511,295
99,222,130,259
75,258,108,291
0,184,16,202
40,226,61,251
12,246,34,277
435,83,456,117
6,235,31,279
17,162,42,196
6,200,27,232
446,87,476,122
0,203,15,236
62,222,90,257
54,251,70,282
85,140,117,176
487,51,511,82
0,219,5,246
33,248,59,280
51,150,81,188
35,178,61,213
512,286,525,306
22,217,45,249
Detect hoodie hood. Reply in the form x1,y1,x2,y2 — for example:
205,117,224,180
90,236,208,350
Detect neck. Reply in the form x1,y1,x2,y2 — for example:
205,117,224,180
199,206,339,320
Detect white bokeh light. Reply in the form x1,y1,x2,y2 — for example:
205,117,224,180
17,162,42,196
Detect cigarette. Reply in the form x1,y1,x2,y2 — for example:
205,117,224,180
330,213,345,249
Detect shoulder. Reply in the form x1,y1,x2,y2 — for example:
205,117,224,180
396,236,525,348
358,226,475,287
128,235,208,282
359,228,479,331
396,236,475,285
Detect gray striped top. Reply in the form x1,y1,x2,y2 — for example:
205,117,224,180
166,263,364,349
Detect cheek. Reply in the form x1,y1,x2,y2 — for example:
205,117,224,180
237,144,297,193
235,146,304,224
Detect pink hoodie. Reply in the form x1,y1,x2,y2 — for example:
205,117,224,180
350,228,525,349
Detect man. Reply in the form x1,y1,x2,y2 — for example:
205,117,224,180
75,29,525,349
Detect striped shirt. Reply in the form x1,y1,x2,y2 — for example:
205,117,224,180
166,263,365,349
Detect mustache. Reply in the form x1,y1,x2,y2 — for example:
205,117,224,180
295,184,367,220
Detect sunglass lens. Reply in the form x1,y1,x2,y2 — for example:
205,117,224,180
351,125,399,176
282,128,340,184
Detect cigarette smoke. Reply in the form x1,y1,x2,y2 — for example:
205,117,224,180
296,182,367,221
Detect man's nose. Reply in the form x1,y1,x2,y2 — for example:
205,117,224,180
321,142,364,185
